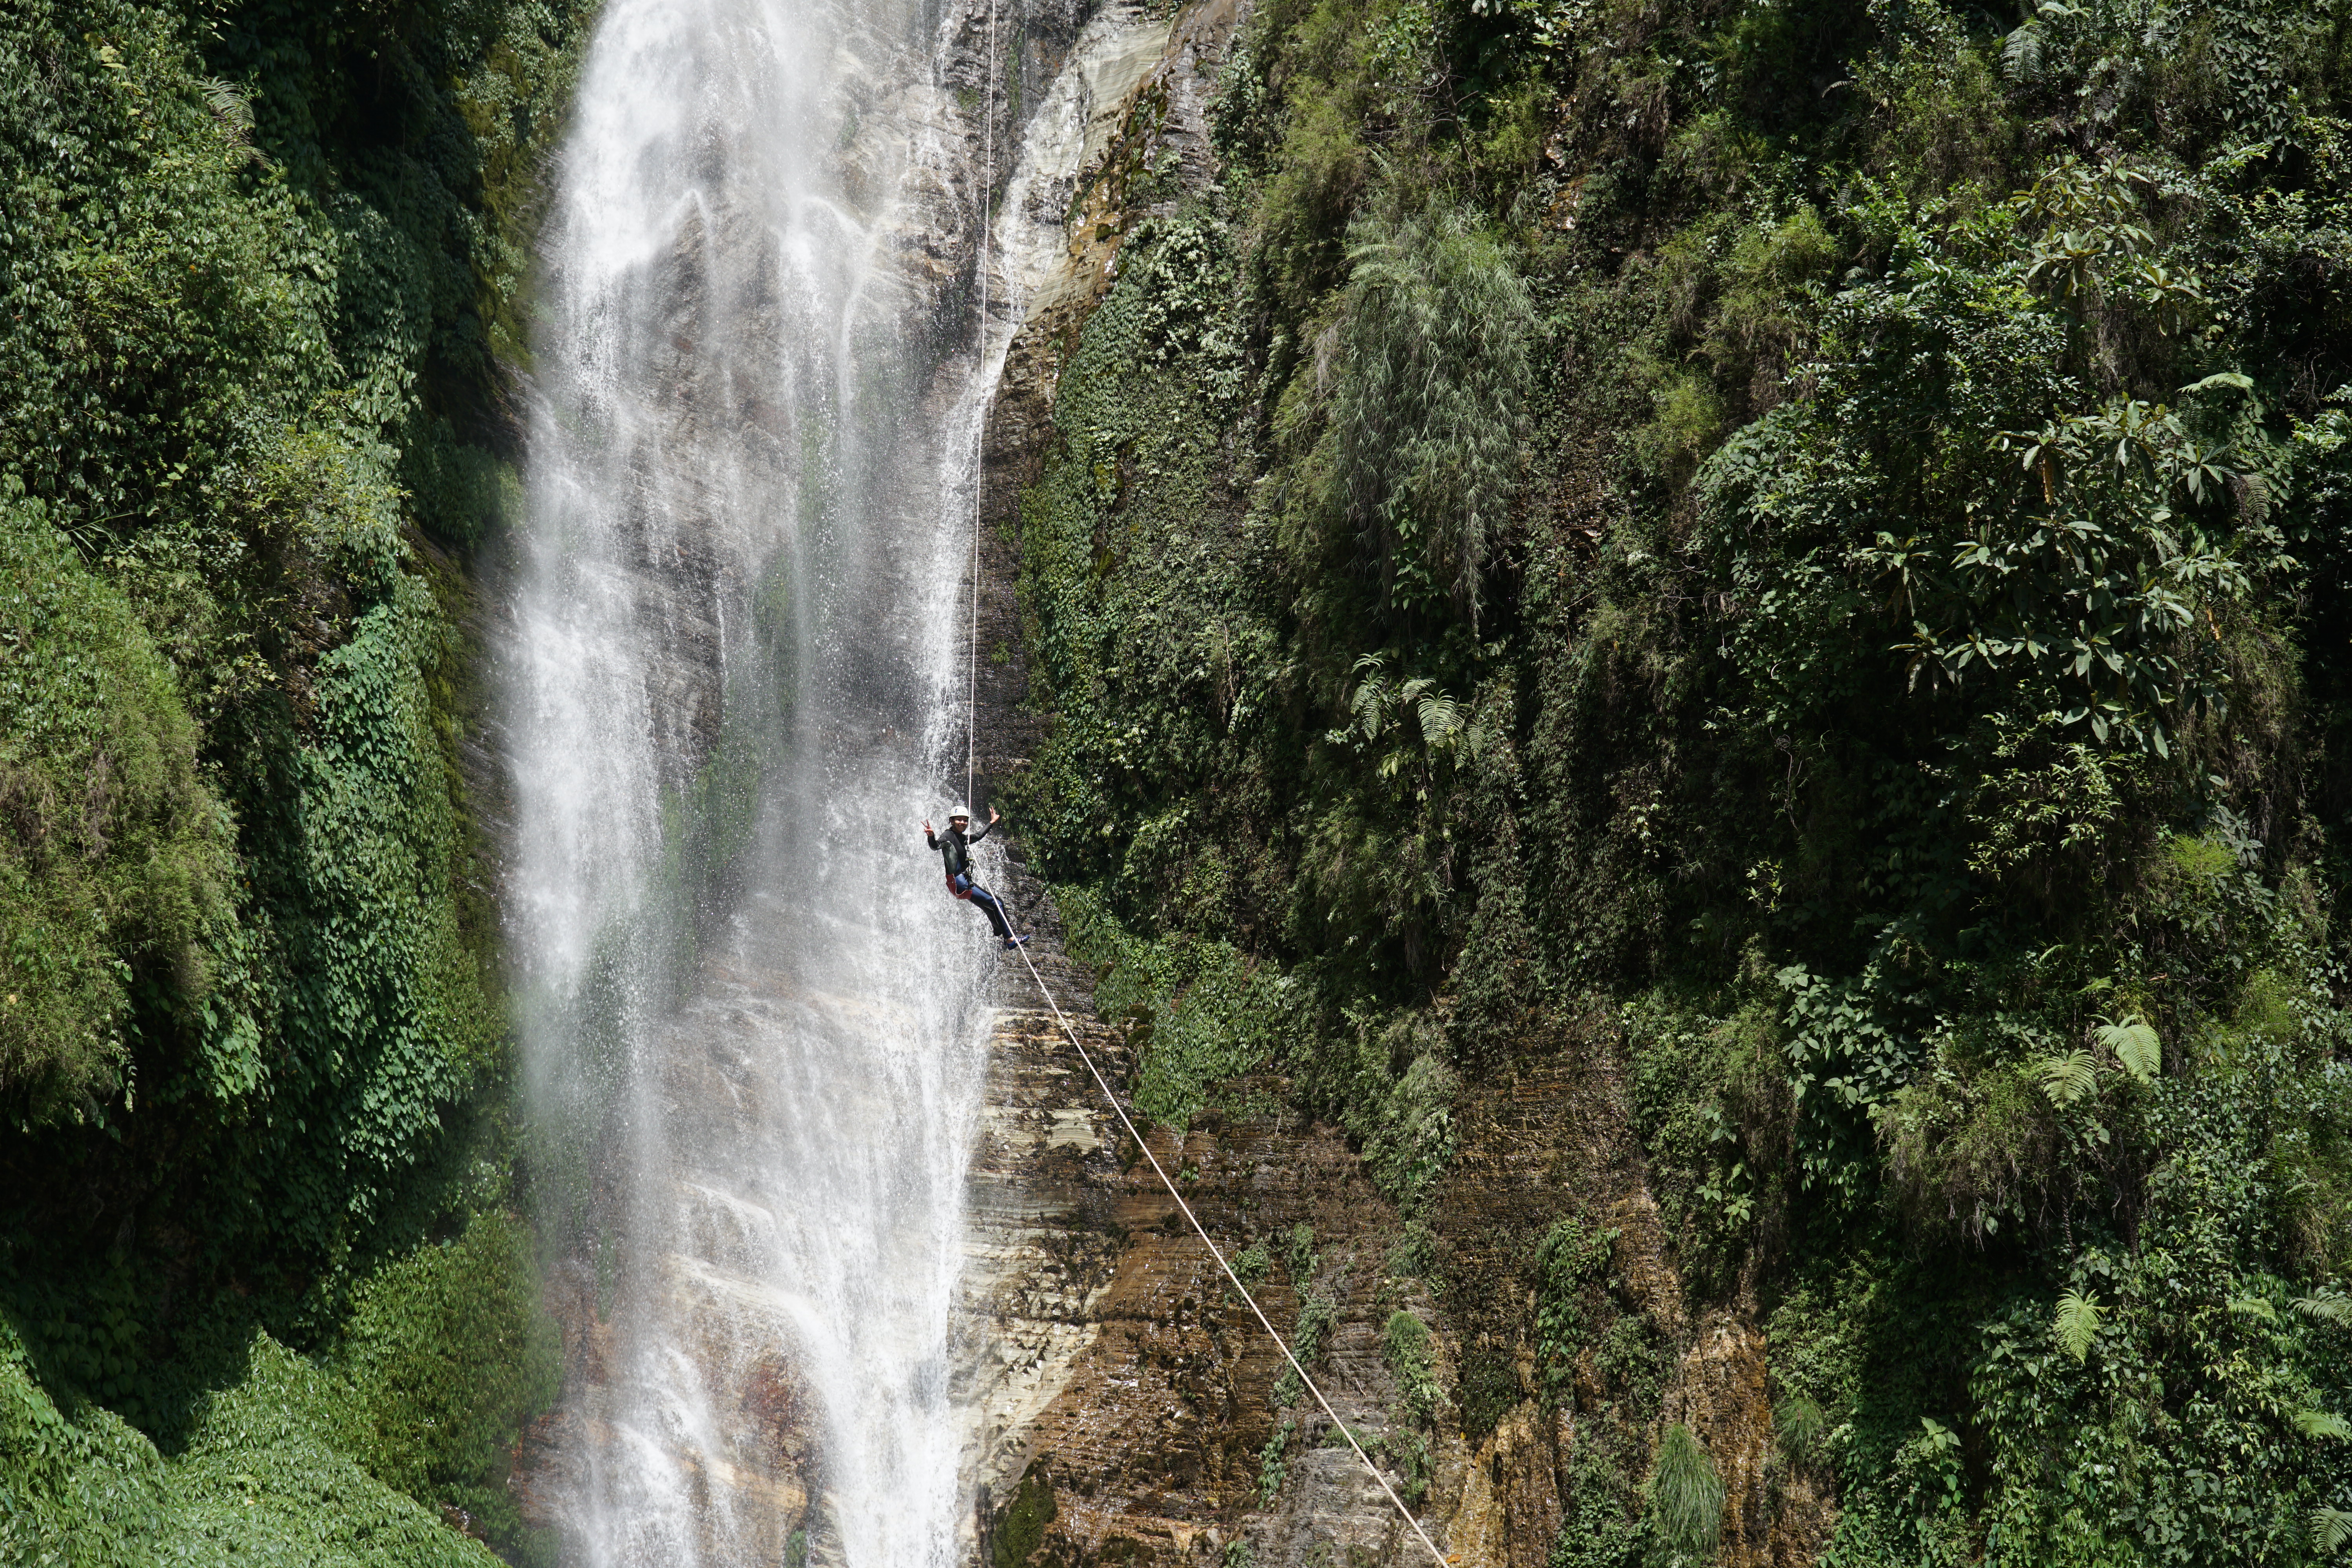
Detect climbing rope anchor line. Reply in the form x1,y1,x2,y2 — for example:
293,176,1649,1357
951,5,1445,1560
962,0,994,817
1005,937,1452,1568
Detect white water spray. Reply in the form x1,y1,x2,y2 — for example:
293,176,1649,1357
501,0,1034,1561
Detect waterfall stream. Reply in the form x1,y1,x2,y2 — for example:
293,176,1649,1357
501,0,1049,1560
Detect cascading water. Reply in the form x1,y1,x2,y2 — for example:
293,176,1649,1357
501,0,1036,1561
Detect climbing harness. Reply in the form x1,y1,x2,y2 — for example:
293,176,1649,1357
955,19,1448,1558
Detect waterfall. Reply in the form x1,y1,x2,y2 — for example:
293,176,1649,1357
501,0,1025,1560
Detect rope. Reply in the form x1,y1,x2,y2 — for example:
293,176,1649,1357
964,0,994,815
951,9,1445,1560
1006,937,1451,1568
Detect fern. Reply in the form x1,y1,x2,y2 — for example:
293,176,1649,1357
2294,1409,2352,1441
2038,1049,2099,1107
2228,1295,2279,1323
2292,1294,2352,1326
200,77,252,133
1330,654,1476,766
2000,23,2045,83
1414,691,1464,747
198,77,265,166
2312,1506,2352,1553
1998,2,2077,82
2093,1014,2161,1083
2054,1288,2102,1360
1332,205,1537,626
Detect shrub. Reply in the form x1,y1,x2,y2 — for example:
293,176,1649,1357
0,503,232,1125
1383,1308,1442,1423
1646,1424,1725,1567
1274,1291,1339,1408
337,1211,560,1537
1531,1217,1613,1390
1328,203,1536,628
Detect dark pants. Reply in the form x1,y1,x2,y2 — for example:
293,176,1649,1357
950,873,1013,940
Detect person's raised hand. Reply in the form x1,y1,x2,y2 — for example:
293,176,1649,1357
989,806,1001,824
922,818,932,836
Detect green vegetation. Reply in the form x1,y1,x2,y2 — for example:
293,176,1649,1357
0,0,590,1558
1271,1289,1338,1408
993,1461,1058,1568
1257,1418,1297,1503
1011,0,2352,1558
1530,1216,1613,1388
1381,1307,1441,1423
0,1270,544,1565
1646,1423,1724,1568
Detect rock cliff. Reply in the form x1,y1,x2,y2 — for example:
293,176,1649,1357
954,4,1833,1564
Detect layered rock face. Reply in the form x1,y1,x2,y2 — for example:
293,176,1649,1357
952,961,1828,1568
950,0,1444,1553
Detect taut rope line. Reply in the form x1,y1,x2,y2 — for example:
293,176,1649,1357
952,9,1444,1560
1006,940,1451,1568
964,0,994,815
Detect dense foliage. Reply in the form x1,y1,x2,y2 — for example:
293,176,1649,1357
1008,0,2352,1559
0,0,586,1558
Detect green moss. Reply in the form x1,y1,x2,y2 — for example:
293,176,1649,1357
992,1461,1057,1568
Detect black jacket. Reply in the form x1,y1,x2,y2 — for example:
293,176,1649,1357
926,818,993,880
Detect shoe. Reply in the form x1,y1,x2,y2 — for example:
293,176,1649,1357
1004,934,1031,949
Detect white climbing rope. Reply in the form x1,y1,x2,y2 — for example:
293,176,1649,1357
952,11,1445,1560
1005,940,1451,1568
964,0,994,815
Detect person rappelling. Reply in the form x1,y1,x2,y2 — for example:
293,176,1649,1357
924,806,1029,949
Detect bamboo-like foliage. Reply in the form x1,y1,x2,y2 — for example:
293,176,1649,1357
1330,204,1535,628
1649,1423,1726,1562
1774,1395,1828,1464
